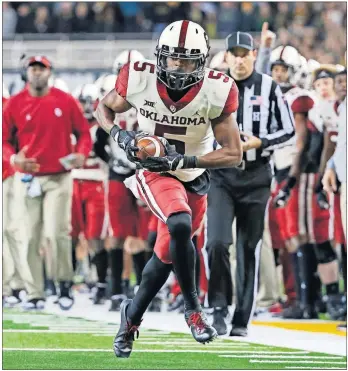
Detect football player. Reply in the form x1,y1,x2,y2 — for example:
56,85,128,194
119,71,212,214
95,20,242,357
266,46,303,315
95,50,151,312
316,68,347,320
71,84,109,304
274,65,342,319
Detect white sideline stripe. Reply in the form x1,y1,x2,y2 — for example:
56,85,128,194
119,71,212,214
220,355,343,359
139,344,274,349
285,368,347,370
250,360,347,364
3,348,309,354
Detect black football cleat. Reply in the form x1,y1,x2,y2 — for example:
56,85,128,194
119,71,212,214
93,283,107,305
58,281,74,311
230,326,248,337
325,294,347,321
212,307,228,336
109,294,127,312
282,302,318,319
185,310,217,344
113,299,142,358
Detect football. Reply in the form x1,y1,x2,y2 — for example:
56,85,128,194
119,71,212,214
135,135,166,160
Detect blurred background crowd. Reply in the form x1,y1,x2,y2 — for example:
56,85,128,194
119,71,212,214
3,2,347,64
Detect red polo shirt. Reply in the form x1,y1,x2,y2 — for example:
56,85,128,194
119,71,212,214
3,87,92,175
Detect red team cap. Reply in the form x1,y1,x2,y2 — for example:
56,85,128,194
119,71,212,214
27,56,52,69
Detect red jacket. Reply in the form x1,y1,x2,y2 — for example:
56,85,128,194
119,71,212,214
2,96,14,181
3,87,92,176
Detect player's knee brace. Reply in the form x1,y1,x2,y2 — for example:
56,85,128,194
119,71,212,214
314,241,337,264
167,212,192,242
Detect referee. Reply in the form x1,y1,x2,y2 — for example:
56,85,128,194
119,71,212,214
207,32,295,337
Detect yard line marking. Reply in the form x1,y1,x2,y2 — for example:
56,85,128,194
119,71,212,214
220,355,343,359
250,360,346,364
138,341,250,345
2,348,310,354
2,329,171,335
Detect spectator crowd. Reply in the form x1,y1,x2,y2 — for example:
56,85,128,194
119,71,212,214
3,2,347,64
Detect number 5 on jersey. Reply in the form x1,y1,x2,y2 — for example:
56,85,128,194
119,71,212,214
154,124,187,154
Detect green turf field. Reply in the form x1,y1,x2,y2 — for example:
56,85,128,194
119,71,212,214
3,309,347,370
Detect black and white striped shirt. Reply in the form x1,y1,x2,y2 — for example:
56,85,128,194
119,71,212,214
230,70,295,163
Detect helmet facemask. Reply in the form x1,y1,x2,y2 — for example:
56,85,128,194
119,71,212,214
156,46,207,90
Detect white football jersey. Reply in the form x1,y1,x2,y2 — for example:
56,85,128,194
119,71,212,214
315,97,339,143
71,124,107,181
116,60,237,182
272,87,319,170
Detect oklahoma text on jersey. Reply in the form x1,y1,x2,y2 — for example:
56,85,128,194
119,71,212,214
115,59,238,183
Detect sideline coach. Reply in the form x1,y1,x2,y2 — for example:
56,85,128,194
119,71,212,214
207,32,295,336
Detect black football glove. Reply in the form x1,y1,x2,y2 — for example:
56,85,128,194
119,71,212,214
314,175,330,210
317,190,330,210
273,188,291,208
140,140,197,172
110,126,151,163
273,176,297,208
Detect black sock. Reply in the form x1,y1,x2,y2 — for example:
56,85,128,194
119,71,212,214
93,249,108,284
307,246,320,305
193,238,201,297
168,213,201,312
71,239,78,272
290,252,301,300
297,244,314,306
109,249,123,296
340,244,347,293
296,244,317,307
132,251,146,285
326,282,339,295
127,253,172,324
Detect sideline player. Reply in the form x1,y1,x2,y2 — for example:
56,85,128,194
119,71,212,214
71,84,109,303
95,20,242,357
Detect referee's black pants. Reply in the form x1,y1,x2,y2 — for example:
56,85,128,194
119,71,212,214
206,163,272,327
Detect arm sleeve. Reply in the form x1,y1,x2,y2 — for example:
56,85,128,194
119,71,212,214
70,96,93,158
2,99,17,163
291,95,314,114
255,46,272,75
115,62,130,99
94,127,110,164
261,83,295,151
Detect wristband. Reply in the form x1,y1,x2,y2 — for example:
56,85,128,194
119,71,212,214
184,156,198,169
110,125,120,140
314,175,323,194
